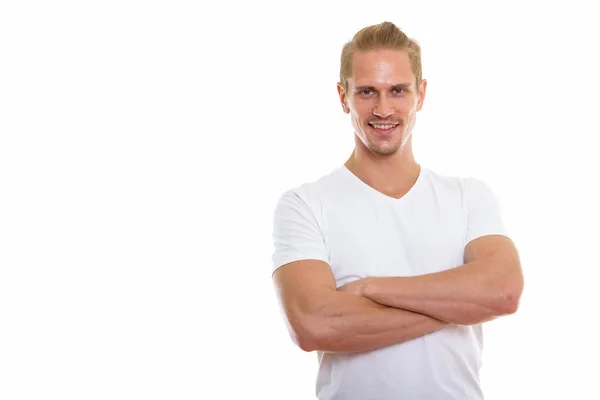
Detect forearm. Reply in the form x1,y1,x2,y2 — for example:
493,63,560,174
362,259,520,325
299,292,448,353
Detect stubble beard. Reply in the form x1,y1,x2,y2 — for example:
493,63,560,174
363,125,408,157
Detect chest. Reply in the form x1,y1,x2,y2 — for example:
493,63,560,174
322,195,467,286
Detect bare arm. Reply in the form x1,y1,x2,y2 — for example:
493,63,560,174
273,259,449,353
341,235,524,325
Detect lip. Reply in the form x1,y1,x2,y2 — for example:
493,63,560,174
368,123,398,136
369,122,398,126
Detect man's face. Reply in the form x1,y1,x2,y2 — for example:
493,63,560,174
338,49,427,156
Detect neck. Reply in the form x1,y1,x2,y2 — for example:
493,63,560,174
344,136,421,198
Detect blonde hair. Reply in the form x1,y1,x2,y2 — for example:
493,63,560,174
340,21,422,91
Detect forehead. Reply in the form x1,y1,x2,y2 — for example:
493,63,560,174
349,49,415,87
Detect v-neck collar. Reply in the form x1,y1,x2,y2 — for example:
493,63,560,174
340,164,427,205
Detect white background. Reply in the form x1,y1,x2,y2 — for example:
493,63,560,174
1,1,599,399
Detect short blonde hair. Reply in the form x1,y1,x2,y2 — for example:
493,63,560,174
340,21,422,91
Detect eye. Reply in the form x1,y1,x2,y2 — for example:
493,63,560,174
392,88,406,94
360,89,373,95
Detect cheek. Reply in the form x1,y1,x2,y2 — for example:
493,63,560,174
397,100,415,112
401,105,419,122
350,105,369,123
351,100,372,116
351,115,364,130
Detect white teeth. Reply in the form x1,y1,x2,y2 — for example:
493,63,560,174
372,124,395,129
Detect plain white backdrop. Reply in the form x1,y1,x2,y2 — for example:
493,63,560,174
1,1,599,399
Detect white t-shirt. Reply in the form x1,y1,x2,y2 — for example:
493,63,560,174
271,165,510,400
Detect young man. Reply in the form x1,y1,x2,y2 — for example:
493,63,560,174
271,21,524,400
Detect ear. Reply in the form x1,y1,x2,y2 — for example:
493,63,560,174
337,82,350,114
416,79,427,111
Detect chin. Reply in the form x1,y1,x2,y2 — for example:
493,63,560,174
356,129,404,155
364,141,401,156
371,146,400,156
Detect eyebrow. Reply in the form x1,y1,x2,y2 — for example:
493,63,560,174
354,83,412,92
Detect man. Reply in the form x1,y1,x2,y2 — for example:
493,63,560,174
271,21,524,400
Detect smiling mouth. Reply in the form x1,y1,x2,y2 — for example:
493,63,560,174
368,122,399,134
371,124,396,129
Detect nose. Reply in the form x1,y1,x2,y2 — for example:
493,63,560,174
373,96,395,118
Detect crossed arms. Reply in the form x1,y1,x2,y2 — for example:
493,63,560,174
272,234,524,354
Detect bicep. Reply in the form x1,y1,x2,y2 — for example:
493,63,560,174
464,177,509,248
273,259,337,319
464,234,518,265
463,177,521,268
464,234,524,299
271,190,337,346
271,191,329,275
272,259,337,349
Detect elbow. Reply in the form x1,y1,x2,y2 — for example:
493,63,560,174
295,331,319,352
498,294,520,315
496,277,524,316
288,315,323,352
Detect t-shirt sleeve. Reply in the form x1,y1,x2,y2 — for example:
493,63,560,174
464,177,510,246
271,190,329,275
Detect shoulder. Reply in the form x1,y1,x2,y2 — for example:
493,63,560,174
463,175,500,202
421,167,502,210
275,166,347,210
422,166,468,193
426,167,494,192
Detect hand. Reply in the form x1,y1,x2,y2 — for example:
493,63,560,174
337,278,369,296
